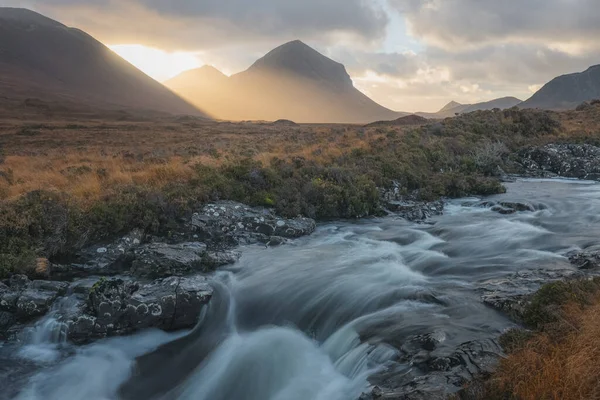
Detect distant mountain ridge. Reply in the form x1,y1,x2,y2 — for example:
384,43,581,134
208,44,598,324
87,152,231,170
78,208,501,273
416,97,522,119
166,40,404,123
0,7,205,116
521,64,600,110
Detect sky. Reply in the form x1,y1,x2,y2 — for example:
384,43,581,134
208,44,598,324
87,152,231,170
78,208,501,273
5,0,600,112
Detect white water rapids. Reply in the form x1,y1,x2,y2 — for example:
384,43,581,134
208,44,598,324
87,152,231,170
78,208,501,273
3,179,600,400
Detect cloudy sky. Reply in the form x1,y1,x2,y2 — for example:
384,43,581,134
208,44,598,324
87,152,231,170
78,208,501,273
6,0,600,112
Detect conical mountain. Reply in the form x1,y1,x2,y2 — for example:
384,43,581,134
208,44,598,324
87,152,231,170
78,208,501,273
0,7,205,116
167,40,403,123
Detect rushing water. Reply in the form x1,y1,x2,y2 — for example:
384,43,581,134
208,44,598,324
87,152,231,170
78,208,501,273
4,179,600,400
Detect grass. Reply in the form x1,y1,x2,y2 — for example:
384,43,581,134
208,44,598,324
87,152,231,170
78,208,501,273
463,279,600,400
1,105,599,278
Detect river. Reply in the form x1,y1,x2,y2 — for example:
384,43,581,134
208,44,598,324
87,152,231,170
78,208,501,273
4,179,600,400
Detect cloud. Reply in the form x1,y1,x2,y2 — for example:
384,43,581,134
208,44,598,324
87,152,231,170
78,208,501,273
389,0,600,49
12,0,389,50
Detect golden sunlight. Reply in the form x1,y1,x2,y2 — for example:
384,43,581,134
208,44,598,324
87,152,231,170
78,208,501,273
109,44,202,82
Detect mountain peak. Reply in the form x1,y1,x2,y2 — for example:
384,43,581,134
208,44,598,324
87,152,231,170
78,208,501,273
439,101,463,113
246,40,353,90
0,7,64,28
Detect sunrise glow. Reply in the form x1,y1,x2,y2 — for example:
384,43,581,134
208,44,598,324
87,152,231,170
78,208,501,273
109,44,202,82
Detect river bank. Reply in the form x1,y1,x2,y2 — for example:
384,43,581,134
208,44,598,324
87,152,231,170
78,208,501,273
1,176,600,400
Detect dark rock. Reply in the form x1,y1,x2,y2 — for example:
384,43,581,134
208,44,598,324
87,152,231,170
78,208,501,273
191,201,316,246
517,143,600,180
363,339,502,400
380,185,444,221
472,200,537,215
0,276,67,321
479,268,586,321
65,275,212,343
568,249,600,270
202,250,242,268
130,242,208,278
52,229,144,279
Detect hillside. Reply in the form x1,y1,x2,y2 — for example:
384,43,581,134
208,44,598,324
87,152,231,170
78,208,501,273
166,40,404,123
521,64,600,110
0,8,204,116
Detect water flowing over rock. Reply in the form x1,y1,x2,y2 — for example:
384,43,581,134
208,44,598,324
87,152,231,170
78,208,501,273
517,143,600,180
0,276,68,338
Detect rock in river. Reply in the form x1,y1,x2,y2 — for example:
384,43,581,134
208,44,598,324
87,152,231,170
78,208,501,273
65,275,213,344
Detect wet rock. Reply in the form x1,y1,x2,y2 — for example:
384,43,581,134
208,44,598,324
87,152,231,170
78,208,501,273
51,229,144,279
65,275,213,343
0,276,68,321
517,143,600,180
202,250,242,268
130,242,208,279
480,268,586,321
568,249,600,270
471,200,537,215
380,185,444,221
363,339,502,400
191,201,316,246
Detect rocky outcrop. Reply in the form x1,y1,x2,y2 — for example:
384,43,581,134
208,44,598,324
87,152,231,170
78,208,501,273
2,201,316,343
50,201,315,280
517,143,600,180
380,185,444,221
65,275,213,344
191,201,316,245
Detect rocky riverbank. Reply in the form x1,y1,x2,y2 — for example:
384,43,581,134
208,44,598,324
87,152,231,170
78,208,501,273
359,246,600,400
0,196,445,344
0,201,316,343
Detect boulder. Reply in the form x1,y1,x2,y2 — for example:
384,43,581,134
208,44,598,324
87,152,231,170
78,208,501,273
191,201,316,246
65,275,213,343
517,144,600,180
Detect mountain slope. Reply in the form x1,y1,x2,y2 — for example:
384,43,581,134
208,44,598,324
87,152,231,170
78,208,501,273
166,40,403,123
0,7,204,116
521,65,600,110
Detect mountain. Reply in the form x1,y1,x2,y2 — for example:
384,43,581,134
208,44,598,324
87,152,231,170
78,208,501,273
166,40,404,123
521,65,600,110
438,101,469,114
417,97,522,119
0,8,204,116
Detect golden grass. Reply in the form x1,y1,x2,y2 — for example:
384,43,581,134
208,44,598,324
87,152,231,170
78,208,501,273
488,298,600,400
0,118,392,205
